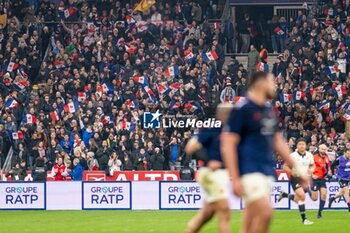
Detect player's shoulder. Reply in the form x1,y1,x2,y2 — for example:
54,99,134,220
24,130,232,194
290,151,299,157
233,97,249,109
306,151,314,159
199,127,220,135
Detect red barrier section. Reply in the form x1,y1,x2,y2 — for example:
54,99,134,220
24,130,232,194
83,171,181,181
2,170,290,181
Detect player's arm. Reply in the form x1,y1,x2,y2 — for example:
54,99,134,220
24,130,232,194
184,137,202,156
221,132,241,195
283,162,293,174
330,158,340,175
274,133,295,170
221,106,244,196
309,159,316,174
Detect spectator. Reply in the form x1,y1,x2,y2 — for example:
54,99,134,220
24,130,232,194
51,156,67,181
179,162,195,180
69,158,83,181
87,152,99,171
247,45,260,74
13,143,28,167
150,147,165,170
32,157,47,182
2,0,349,178
238,13,251,53
134,148,149,171
166,137,183,171
5,161,26,181
123,154,135,171
96,140,111,172
108,151,122,175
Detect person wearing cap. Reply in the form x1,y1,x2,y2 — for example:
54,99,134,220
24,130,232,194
219,77,236,104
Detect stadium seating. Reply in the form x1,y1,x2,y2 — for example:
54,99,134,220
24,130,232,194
0,0,348,180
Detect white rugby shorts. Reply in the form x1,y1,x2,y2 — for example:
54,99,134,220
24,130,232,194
197,167,229,203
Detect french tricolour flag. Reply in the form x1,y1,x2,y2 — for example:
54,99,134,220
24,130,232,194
279,93,292,103
126,15,136,25
50,111,59,121
184,49,195,62
325,66,340,76
342,109,350,121
342,102,350,110
78,92,87,102
120,122,135,131
333,85,343,98
170,83,181,90
12,131,24,140
5,98,18,108
126,99,138,109
274,26,284,35
144,86,157,104
201,51,218,62
64,102,79,113
214,22,220,30
171,102,181,109
256,62,269,72
293,91,305,101
25,114,37,124
13,80,29,91
184,103,199,113
7,62,19,72
157,84,169,95
64,7,76,18
133,75,148,85
18,69,28,79
317,101,331,113
101,83,111,93
54,61,65,69
164,65,179,77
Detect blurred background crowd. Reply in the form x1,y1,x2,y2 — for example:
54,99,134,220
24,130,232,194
0,0,349,180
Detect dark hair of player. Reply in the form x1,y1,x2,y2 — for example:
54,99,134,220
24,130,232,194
248,71,268,88
296,138,307,145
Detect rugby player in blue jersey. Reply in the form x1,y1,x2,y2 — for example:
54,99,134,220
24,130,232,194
221,71,309,233
184,103,233,233
328,148,350,212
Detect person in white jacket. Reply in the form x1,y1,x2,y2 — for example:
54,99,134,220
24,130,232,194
108,151,122,176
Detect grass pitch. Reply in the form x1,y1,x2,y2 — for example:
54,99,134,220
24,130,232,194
0,210,349,233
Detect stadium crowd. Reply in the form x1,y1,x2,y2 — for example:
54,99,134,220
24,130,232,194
0,0,349,180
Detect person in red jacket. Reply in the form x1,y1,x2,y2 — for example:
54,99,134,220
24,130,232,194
51,156,68,181
311,144,332,219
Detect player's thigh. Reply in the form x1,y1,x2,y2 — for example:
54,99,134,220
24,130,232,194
201,201,215,220
198,168,229,204
247,196,273,220
241,172,274,206
213,199,230,220
294,187,306,201
311,179,320,192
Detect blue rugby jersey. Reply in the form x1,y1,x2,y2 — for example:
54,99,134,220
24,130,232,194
225,98,279,177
